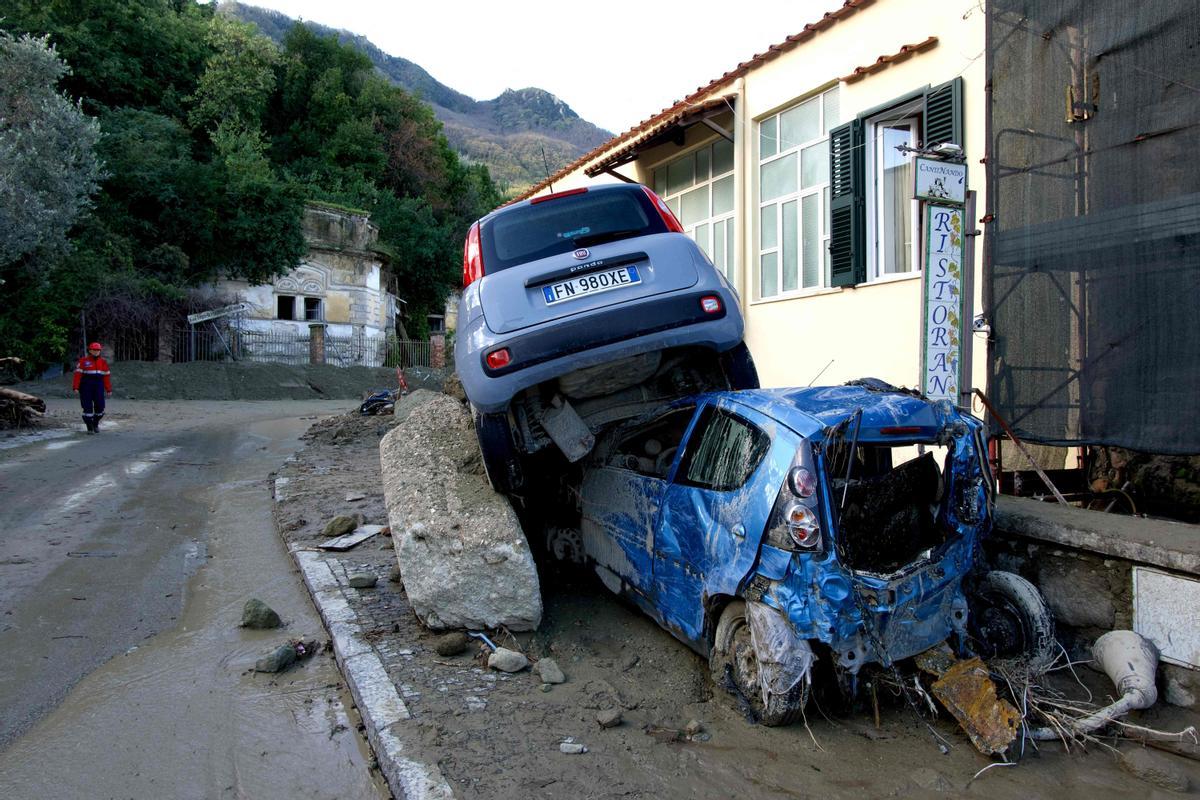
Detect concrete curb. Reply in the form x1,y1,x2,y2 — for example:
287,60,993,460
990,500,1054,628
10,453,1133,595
287,546,455,800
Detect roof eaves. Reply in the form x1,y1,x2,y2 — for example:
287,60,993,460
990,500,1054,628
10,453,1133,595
840,36,939,83
507,0,876,205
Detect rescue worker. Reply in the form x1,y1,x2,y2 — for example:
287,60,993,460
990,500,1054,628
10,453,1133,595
73,342,112,433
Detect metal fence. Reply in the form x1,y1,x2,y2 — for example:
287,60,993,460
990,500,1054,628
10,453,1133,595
110,327,439,369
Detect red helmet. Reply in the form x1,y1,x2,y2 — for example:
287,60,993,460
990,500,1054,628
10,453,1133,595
88,342,102,351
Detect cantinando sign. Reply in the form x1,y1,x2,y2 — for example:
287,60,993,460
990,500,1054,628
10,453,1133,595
921,205,966,403
915,157,966,205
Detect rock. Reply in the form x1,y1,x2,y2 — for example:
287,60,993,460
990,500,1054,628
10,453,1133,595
559,742,587,755
322,514,359,538
348,573,378,589
432,632,471,656
908,767,953,793
596,709,623,729
240,598,282,629
387,566,403,584
487,647,529,673
536,658,566,684
620,654,640,672
255,644,297,673
380,391,542,631
1119,747,1189,792
684,719,703,737
345,492,366,502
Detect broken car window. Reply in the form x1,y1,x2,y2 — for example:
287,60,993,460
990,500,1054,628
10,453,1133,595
609,407,695,478
679,407,769,492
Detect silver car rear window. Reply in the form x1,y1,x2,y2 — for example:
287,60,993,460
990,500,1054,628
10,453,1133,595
482,189,662,272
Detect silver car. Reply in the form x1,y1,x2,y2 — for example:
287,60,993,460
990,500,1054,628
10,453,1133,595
456,183,757,493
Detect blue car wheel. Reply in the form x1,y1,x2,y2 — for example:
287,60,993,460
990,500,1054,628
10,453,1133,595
474,411,524,494
710,601,809,726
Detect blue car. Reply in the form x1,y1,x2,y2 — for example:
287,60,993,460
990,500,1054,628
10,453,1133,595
567,381,1052,724
456,183,757,493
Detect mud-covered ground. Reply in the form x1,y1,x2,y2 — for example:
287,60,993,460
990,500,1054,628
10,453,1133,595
0,399,388,799
275,402,1200,799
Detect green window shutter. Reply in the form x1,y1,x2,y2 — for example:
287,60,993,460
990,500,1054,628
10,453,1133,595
828,119,865,287
924,77,964,150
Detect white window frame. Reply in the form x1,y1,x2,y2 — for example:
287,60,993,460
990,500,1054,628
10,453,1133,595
652,138,737,283
865,99,923,282
755,87,838,300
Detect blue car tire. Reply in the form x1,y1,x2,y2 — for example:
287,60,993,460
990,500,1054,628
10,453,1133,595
710,600,809,726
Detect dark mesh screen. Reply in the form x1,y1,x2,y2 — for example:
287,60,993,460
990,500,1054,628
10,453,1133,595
986,0,1200,454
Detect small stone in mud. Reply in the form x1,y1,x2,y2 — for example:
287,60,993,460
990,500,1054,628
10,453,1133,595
322,514,358,537
559,742,587,755
541,683,552,693
536,658,566,684
620,654,640,672
487,647,529,673
596,709,622,729
432,632,471,656
345,492,366,502
388,566,403,584
684,719,703,737
348,573,378,589
255,644,297,673
240,598,282,629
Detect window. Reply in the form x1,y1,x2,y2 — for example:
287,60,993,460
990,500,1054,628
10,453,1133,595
866,101,922,279
277,295,295,320
303,297,323,321
757,87,840,298
678,406,769,492
828,78,963,287
610,407,696,478
652,138,736,282
482,186,661,272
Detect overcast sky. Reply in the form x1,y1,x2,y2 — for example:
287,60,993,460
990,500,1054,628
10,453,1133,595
238,1,845,133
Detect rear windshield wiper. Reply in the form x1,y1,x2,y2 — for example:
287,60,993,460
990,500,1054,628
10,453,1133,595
573,228,643,248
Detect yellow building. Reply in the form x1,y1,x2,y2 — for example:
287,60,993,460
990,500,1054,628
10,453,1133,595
517,0,985,403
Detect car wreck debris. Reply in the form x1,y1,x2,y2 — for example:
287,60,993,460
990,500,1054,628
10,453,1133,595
1022,631,1194,744
922,654,1021,755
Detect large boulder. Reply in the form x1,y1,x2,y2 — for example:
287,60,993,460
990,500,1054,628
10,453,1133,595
379,391,542,631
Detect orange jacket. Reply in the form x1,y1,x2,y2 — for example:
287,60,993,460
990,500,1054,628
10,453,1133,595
73,355,112,392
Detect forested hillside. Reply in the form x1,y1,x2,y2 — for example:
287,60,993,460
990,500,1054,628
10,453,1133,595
224,2,613,191
0,0,501,372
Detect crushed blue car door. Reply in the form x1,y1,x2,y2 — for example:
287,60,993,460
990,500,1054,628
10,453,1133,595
652,397,799,647
579,467,664,594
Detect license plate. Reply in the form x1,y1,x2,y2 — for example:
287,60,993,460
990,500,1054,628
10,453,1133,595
542,265,641,305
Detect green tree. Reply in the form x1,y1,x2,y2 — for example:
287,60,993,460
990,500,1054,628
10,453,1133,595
189,15,280,134
0,30,101,268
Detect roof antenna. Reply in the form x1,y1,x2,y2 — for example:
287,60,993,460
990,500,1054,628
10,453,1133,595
540,145,555,193
807,358,834,387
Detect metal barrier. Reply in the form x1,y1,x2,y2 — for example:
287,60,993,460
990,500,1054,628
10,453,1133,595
109,328,437,369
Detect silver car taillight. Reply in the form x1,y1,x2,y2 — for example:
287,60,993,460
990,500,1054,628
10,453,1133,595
764,447,823,552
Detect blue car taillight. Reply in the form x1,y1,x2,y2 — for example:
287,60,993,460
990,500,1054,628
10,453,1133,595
764,446,824,552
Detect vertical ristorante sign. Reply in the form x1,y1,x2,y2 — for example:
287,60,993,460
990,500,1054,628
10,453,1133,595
921,204,965,403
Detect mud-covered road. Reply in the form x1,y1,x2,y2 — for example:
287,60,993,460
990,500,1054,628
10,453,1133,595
0,400,387,799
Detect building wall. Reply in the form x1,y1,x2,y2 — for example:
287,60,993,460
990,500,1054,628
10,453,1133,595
215,204,399,343
535,0,987,403
738,0,985,396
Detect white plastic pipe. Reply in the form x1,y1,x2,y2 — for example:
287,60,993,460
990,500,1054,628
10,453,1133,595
1027,630,1158,741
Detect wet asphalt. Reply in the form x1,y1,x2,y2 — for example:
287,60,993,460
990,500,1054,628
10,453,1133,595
0,400,387,799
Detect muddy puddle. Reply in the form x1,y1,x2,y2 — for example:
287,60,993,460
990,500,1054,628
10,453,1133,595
0,407,387,799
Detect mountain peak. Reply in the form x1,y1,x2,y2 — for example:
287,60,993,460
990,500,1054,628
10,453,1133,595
226,2,611,192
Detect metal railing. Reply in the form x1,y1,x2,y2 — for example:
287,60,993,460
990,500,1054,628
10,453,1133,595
109,327,440,369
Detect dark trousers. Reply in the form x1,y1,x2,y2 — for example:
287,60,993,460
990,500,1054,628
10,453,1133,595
80,381,106,429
